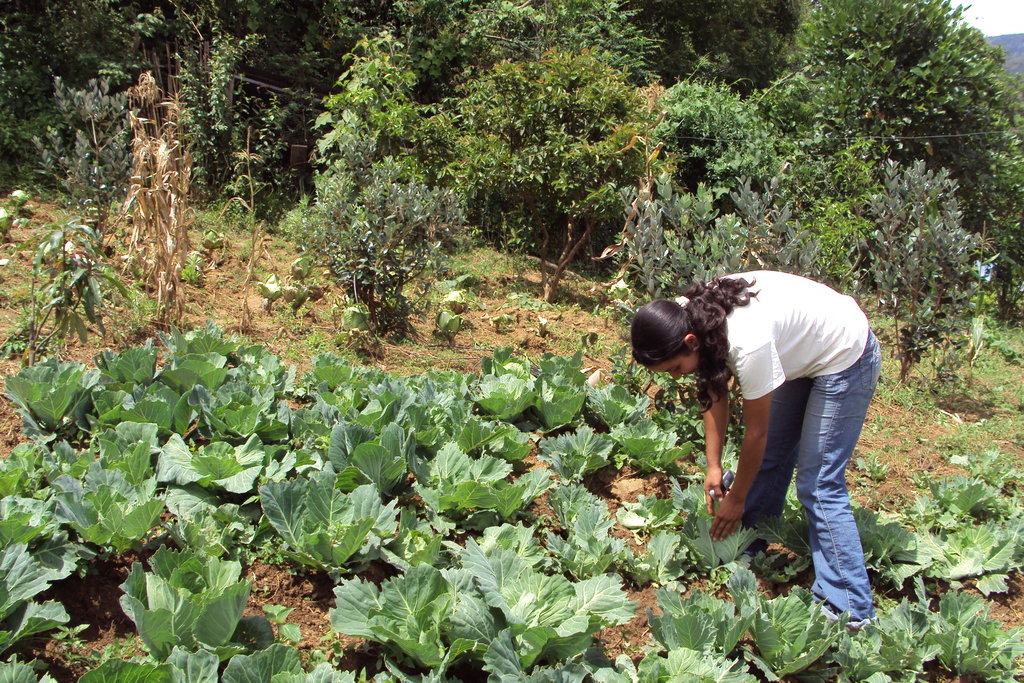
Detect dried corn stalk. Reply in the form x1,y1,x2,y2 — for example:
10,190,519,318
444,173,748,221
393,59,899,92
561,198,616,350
124,71,193,327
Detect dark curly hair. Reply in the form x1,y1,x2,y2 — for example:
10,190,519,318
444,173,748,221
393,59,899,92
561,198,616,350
630,276,756,411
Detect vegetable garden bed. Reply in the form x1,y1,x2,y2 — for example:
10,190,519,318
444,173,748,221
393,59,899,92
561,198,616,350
2,325,1023,681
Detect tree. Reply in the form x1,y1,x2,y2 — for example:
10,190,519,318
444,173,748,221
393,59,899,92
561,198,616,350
387,0,658,101
653,79,781,198
767,0,1023,318
449,49,653,302
0,0,147,189
626,0,804,92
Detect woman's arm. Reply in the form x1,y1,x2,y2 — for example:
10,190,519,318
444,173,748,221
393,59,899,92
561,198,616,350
703,394,729,514
709,393,771,541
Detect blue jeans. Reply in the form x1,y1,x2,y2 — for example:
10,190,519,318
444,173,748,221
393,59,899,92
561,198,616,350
742,331,881,622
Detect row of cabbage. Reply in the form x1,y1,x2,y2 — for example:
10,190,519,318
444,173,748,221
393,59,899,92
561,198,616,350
1,325,1022,681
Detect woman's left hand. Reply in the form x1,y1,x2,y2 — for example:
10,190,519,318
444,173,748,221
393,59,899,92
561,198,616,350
710,492,745,541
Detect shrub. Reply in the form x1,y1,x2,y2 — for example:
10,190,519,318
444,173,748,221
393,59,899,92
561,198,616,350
450,49,652,301
654,79,780,199
619,174,815,299
33,78,131,232
306,158,464,335
866,160,980,381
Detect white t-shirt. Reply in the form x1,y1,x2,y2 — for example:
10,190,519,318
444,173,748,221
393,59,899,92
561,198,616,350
715,271,869,400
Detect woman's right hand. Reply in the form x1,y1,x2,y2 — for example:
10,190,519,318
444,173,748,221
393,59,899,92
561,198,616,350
705,466,724,515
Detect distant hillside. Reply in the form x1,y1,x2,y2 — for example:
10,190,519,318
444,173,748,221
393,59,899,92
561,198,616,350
989,34,1024,75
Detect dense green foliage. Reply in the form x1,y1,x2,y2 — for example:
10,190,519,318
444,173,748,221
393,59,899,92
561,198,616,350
448,49,649,285
628,0,804,92
654,80,780,197
2,0,1023,328
774,0,1024,314
2,3,1024,675
305,158,464,335
0,1,148,189
788,0,1015,232
619,175,815,299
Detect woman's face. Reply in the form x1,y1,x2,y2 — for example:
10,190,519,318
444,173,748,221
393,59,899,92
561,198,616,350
645,333,700,380
647,351,699,380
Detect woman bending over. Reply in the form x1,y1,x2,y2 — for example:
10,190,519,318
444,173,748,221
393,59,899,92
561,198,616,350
630,270,881,627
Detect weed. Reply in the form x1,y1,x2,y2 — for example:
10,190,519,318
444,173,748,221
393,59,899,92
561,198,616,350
263,604,302,644
181,251,204,285
855,454,891,482
87,635,146,667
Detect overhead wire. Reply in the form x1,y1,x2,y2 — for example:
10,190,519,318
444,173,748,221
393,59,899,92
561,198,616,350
666,127,1024,145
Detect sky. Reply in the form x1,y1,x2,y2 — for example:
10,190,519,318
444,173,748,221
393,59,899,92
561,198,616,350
954,0,1024,37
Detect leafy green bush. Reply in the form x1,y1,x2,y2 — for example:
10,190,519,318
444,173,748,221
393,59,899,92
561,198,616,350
537,426,614,482
450,0,656,85
330,538,634,673
259,475,398,572
545,485,626,578
177,33,257,199
866,160,980,380
737,581,845,678
774,140,882,289
791,0,1017,240
0,544,73,656
34,78,131,231
119,545,272,661
928,591,1024,681
316,34,427,172
450,49,651,301
306,158,463,335
52,463,165,553
4,358,99,443
654,79,780,197
619,175,815,299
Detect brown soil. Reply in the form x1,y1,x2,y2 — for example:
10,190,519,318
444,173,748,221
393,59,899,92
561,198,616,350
967,572,1024,629
586,465,671,518
596,584,658,665
849,401,967,512
24,554,146,681
243,562,382,674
